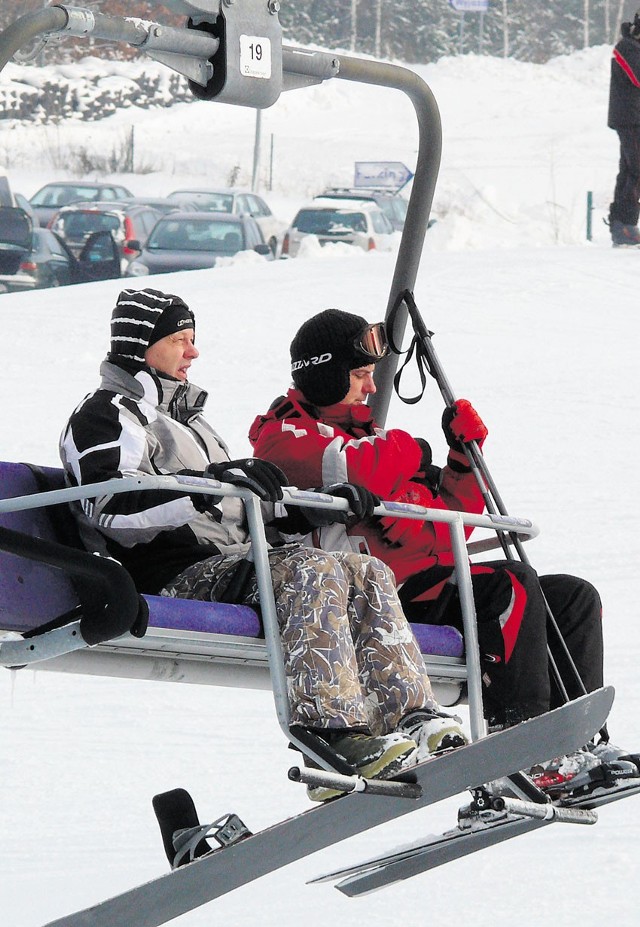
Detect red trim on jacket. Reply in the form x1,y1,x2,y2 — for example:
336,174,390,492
614,48,640,87
500,568,527,664
468,565,526,664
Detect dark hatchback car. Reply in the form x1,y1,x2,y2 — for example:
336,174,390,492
29,181,133,228
166,188,286,256
124,211,272,277
0,206,121,292
49,201,164,267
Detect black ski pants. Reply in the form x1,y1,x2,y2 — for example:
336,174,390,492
610,125,640,226
399,560,603,728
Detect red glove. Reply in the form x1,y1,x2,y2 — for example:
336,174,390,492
380,483,434,545
442,399,488,451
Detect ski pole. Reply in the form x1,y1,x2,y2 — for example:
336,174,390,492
387,290,588,705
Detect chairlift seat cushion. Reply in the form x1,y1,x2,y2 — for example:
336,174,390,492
144,594,261,637
411,622,463,659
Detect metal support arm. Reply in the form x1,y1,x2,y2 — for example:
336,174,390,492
0,5,219,86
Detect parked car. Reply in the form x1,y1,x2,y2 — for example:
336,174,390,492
124,196,195,215
124,211,272,277
316,187,409,230
1,175,40,227
281,198,396,257
0,206,121,292
166,188,286,256
14,193,40,227
48,200,164,268
29,181,134,227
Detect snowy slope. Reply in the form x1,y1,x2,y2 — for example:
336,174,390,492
1,43,639,927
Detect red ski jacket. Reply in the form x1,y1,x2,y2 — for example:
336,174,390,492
249,389,485,586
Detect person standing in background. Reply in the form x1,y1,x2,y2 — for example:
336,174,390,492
608,11,640,247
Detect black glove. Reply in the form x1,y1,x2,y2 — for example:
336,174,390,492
301,483,381,528
414,437,433,473
205,458,287,502
412,438,442,494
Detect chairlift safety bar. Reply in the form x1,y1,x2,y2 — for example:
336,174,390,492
0,475,538,751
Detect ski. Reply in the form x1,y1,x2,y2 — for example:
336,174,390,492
313,757,640,897
42,687,614,927
312,810,549,895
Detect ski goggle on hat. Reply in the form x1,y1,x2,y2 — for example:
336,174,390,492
353,321,389,360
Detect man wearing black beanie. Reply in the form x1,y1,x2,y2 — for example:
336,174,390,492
249,308,636,792
60,288,468,802
289,308,374,406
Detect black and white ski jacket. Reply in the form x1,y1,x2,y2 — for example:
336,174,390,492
59,359,251,593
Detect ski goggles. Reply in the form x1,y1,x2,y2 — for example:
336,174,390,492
353,322,389,360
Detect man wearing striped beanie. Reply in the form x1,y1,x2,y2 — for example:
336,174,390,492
108,287,195,367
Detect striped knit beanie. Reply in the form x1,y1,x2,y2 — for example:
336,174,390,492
109,288,195,365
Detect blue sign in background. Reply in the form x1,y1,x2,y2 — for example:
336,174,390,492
354,162,414,190
450,0,489,11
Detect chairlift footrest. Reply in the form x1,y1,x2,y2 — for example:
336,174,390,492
288,765,422,799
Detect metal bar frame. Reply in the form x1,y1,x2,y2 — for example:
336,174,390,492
0,475,538,758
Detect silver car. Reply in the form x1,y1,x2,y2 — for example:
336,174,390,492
316,188,409,231
166,188,286,256
29,181,133,227
281,198,396,257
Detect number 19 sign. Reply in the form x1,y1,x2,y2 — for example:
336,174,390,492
240,34,272,79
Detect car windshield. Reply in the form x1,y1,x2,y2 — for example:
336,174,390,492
294,209,367,234
30,186,106,207
167,192,234,213
147,219,245,253
58,212,120,238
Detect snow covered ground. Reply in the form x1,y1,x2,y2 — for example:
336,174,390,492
1,40,639,926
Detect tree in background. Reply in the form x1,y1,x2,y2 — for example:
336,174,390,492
2,1,640,65
280,0,640,63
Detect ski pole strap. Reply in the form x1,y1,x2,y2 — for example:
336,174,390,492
387,289,434,405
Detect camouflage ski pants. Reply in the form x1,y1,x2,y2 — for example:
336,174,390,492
161,546,436,735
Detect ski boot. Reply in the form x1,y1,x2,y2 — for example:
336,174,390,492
610,220,640,247
530,747,640,800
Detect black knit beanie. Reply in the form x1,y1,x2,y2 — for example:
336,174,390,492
109,288,195,365
290,308,373,406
